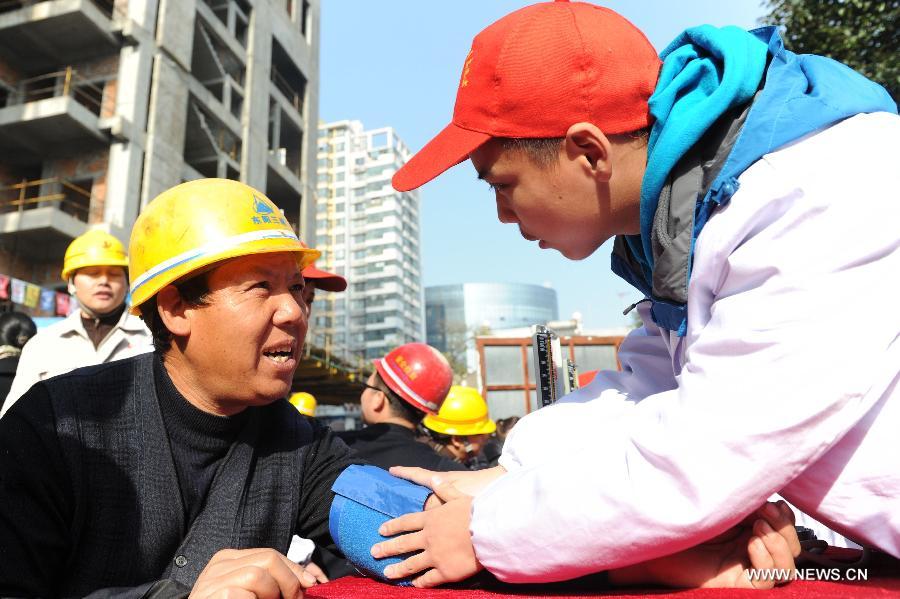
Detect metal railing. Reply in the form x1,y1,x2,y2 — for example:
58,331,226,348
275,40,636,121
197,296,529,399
271,67,304,113
0,177,91,223
304,329,370,382
2,67,113,117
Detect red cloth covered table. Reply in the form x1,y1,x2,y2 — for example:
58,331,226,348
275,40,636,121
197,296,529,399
307,551,900,599
307,574,900,598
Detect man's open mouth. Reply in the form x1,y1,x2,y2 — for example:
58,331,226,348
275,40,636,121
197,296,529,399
263,343,295,363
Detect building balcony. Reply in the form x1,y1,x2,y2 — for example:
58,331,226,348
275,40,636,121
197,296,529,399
0,67,110,164
0,177,90,263
0,0,120,73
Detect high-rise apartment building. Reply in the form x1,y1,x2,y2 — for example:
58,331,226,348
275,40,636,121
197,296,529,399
0,0,319,309
314,120,424,361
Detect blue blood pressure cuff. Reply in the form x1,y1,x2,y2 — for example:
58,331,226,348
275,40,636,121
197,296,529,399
329,465,432,585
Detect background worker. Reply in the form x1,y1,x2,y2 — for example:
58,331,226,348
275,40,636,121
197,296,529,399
480,416,520,468
337,343,467,472
0,311,37,411
422,386,496,469
2,230,151,415
290,252,344,422
300,255,347,316
0,179,351,595
373,0,899,587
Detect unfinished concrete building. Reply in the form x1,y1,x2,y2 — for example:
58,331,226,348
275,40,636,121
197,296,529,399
0,0,319,302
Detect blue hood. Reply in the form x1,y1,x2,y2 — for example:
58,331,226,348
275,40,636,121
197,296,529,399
615,26,897,335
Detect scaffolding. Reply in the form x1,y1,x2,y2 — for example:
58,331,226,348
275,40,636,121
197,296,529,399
0,177,92,222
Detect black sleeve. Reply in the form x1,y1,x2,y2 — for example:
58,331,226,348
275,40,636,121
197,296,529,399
0,384,73,596
0,389,206,599
431,453,471,472
295,419,364,578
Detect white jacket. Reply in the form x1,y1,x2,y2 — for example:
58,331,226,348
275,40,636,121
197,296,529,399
2,308,153,416
470,112,900,582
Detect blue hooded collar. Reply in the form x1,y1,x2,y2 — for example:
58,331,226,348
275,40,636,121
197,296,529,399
613,26,897,335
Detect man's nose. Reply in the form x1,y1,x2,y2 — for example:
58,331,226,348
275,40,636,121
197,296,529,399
496,198,516,224
274,291,305,327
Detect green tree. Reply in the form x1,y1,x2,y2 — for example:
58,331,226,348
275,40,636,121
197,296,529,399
762,0,898,102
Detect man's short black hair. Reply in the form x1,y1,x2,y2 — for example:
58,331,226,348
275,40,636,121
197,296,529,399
139,273,212,352
372,371,425,425
497,128,650,168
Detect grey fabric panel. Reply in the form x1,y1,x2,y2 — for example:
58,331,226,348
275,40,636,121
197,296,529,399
650,149,703,304
649,98,756,304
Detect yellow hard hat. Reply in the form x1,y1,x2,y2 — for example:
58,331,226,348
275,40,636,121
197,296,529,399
423,386,496,436
128,178,320,315
289,392,317,417
61,229,128,280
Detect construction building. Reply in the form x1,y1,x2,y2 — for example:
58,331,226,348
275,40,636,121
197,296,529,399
0,0,320,309
314,120,425,362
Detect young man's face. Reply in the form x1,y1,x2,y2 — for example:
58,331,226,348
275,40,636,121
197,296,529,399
73,265,128,315
470,137,632,260
183,252,307,409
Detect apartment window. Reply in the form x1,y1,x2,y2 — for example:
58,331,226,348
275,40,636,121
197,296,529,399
371,132,388,148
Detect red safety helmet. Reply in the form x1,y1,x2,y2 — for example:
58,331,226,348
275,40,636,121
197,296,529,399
374,343,452,415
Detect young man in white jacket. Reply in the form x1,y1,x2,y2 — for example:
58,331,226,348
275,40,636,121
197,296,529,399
369,0,900,588
2,230,152,415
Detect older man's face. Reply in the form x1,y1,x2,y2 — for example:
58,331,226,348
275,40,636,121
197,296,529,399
183,252,307,409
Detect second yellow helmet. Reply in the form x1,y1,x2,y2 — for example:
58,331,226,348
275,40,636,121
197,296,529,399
423,386,496,436
61,230,128,281
289,392,317,417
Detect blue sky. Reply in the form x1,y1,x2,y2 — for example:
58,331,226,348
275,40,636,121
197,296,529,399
319,1,769,329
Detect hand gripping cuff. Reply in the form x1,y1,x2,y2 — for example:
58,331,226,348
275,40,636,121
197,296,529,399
329,465,432,585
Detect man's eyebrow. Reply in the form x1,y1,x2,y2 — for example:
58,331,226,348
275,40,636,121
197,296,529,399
476,166,493,181
245,265,302,280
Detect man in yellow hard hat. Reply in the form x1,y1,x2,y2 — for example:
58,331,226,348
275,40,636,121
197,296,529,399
422,386,496,469
2,229,152,416
0,179,351,595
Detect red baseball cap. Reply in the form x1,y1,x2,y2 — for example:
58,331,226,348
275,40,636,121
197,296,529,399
302,263,347,292
298,241,347,292
392,0,661,192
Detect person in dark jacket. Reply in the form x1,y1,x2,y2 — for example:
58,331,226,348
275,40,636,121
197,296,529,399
338,343,466,472
0,311,36,412
0,179,359,597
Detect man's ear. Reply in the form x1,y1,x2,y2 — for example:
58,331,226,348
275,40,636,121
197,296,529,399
565,122,613,183
371,390,388,414
155,285,192,338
